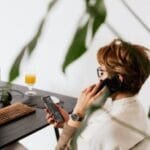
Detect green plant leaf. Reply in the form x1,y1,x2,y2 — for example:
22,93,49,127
8,18,45,82
8,19,44,82
62,22,89,72
87,0,106,36
28,0,59,54
8,47,26,82
93,0,106,35
8,0,58,82
28,19,45,55
48,0,59,12
92,12,106,36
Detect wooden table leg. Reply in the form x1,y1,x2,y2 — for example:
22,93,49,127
148,106,150,118
54,127,60,141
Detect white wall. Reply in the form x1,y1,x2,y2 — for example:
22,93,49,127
0,0,149,108
0,0,150,149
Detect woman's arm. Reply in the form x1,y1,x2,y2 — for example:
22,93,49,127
56,83,107,150
46,82,106,149
55,122,78,150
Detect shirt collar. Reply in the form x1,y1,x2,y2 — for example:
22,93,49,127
112,95,138,106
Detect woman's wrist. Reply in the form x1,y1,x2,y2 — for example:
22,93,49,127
68,110,85,128
73,108,85,117
68,118,81,128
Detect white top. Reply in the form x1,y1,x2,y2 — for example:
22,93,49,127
77,96,148,150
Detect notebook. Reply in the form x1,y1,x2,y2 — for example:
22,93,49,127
0,102,36,126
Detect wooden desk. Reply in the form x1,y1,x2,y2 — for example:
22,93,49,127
0,82,77,148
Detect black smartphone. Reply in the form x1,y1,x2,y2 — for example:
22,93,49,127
96,75,122,94
42,96,64,123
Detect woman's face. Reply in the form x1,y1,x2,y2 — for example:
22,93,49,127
97,64,109,80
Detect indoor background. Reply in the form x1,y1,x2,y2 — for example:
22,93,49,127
0,0,149,149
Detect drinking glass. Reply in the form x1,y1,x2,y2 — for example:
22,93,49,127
24,74,37,96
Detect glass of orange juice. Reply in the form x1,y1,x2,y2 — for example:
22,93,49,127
24,74,37,96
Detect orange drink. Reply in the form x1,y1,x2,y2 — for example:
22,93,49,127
25,74,36,85
24,74,37,96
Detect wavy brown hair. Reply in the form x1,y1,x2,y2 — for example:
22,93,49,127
97,39,150,94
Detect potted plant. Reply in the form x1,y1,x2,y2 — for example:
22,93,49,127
0,88,12,108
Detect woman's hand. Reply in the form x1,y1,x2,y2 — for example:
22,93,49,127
45,104,69,128
73,82,107,116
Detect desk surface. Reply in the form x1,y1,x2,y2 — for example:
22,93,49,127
0,82,77,148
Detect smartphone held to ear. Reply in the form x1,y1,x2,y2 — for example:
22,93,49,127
96,75,122,94
42,96,64,123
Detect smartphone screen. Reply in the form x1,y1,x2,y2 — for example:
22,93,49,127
42,96,64,123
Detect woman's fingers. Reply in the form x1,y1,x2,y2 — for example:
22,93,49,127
89,87,108,106
45,108,53,115
88,83,101,96
55,104,69,121
45,112,55,124
45,113,52,119
46,112,64,128
82,84,96,94
95,86,108,98
47,117,55,124
44,105,66,128
54,122,64,128
88,83,107,105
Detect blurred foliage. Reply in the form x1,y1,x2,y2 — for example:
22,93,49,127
8,0,150,81
9,0,58,82
8,0,106,81
62,0,106,72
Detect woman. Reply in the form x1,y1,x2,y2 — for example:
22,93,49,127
46,39,150,150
